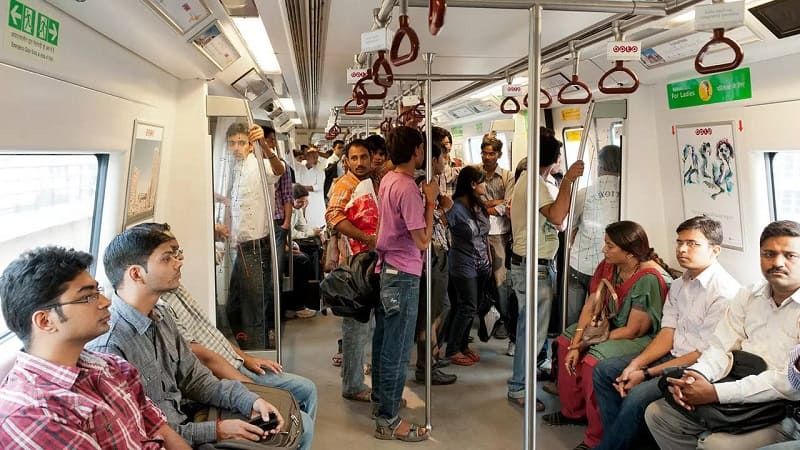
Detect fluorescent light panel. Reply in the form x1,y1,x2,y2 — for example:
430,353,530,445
232,17,281,73
290,118,303,124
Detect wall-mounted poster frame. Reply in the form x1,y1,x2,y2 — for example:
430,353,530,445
675,121,744,250
142,0,212,35
232,68,271,101
123,121,164,229
189,20,241,70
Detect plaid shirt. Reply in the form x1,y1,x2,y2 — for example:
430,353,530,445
160,284,243,369
325,171,378,256
274,170,293,221
0,350,167,449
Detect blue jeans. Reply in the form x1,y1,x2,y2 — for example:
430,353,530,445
508,261,554,396
341,316,371,396
446,273,488,357
372,263,420,426
593,353,673,450
227,238,274,350
239,365,316,450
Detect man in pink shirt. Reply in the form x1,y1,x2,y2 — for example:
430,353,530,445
372,126,438,442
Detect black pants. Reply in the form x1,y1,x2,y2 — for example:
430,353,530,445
226,237,274,350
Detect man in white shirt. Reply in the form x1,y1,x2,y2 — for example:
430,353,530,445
296,146,326,229
224,122,285,350
593,216,740,450
645,220,800,450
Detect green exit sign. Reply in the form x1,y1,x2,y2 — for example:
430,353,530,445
8,0,59,46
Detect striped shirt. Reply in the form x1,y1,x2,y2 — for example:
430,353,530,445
0,350,167,449
789,344,800,391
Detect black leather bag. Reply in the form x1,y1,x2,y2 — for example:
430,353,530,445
658,351,787,434
319,250,379,322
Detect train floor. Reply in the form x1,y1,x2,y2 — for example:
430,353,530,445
279,312,587,450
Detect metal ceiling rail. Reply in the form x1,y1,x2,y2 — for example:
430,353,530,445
408,0,667,14
356,0,398,66
429,0,705,108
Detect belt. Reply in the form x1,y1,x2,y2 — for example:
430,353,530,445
510,252,551,266
238,236,271,251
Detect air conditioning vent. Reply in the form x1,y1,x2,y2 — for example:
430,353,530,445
750,0,800,39
640,25,760,69
448,106,475,119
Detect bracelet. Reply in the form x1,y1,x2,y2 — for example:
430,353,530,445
575,328,584,332
642,368,654,381
426,201,436,208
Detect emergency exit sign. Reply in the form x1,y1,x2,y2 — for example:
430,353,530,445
8,0,59,46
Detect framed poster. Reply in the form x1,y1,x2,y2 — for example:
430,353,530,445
124,121,164,228
142,0,211,35
676,121,744,250
189,20,240,70
232,68,270,101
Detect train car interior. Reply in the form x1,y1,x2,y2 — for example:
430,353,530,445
1,0,800,448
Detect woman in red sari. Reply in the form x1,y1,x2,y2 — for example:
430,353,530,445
544,221,672,450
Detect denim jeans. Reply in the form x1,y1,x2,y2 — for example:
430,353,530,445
488,234,517,343
341,316,371,396
508,260,554,396
239,365,316,450
446,273,488,357
567,269,592,327
227,238,274,350
593,353,673,450
372,263,420,426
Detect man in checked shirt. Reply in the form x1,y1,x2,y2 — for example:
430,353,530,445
0,246,189,449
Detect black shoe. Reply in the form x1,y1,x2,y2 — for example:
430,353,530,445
492,321,509,340
433,359,451,369
478,321,490,342
415,368,457,385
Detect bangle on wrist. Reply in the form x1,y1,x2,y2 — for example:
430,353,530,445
642,367,654,381
575,327,584,332
426,201,436,208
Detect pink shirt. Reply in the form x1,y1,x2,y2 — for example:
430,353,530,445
376,170,427,276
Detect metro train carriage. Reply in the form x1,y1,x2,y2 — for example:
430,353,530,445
1,0,800,449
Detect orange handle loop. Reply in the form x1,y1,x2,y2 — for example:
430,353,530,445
372,51,394,88
694,28,744,75
557,75,593,105
390,15,420,66
598,61,640,94
354,71,388,100
500,96,520,114
343,94,367,116
326,124,341,139
523,89,553,108
428,0,446,36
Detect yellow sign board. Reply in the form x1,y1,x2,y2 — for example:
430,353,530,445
565,129,583,142
560,107,581,122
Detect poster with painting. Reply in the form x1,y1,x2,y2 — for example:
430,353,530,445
190,20,240,70
676,121,743,249
142,0,211,35
124,121,164,228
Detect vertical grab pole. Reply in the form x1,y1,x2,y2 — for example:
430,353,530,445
244,99,282,363
525,5,542,450
423,51,435,431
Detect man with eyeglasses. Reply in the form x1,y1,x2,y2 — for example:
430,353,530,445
88,227,293,448
592,215,740,449
645,220,800,449
0,246,190,449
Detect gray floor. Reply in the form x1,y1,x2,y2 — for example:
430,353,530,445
279,313,587,450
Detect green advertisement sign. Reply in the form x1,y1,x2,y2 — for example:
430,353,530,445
667,67,751,109
450,125,463,138
8,0,59,45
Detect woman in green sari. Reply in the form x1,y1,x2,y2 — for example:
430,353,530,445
544,220,672,450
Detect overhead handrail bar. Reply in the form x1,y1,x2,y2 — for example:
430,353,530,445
429,0,446,35
390,0,420,66
598,21,640,94
356,0,397,66
407,0,667,14
372,50,395,87
694,28,744,74
557,41,592,104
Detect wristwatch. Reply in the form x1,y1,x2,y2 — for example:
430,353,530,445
642,367,654,381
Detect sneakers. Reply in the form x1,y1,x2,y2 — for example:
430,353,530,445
506,342,515,357
414,368,457,385
295,308,317,319
492,321,509,340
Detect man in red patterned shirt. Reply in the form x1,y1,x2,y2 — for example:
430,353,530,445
0,246,189,449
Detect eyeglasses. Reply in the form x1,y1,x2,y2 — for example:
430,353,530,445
675,240,708,249
43,286,105,309
227,139,248,147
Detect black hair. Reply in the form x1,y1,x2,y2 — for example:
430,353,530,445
453,165,488,213
261,125,276,138
104,227,176,289
344,139,372,157
481,138,503,153
431,141,443,160
432,126,452,145
598,144,621,174
760,220,800,246
676,215,723,246
0,246,93,348
539,134,563,168
293,183,309,199
333,140,345,148
606,220,674,274
226,122,248,138
364,134,387,155
300,144,309,152
387,126,423,165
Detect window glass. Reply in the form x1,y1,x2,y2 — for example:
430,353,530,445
562,126,584,166
0,155,100,336
466,132,511,170
768,152,800,222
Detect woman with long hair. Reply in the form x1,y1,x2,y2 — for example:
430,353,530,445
444,165,491,366
544,220,672,450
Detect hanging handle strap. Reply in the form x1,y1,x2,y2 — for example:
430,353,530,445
598,61,640,94
694,28,744,75
390,15,420,66
524,88,552,108
342,91,368,115
371,50,394,87
558,75,592,104
380,117,393,134
500,96,520,114
428,0,446,36
354,71,388,100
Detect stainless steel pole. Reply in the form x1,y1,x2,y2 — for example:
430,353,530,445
356,0,397,66
525,5,542,450
423,51,435,431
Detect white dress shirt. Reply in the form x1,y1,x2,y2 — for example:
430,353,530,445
230,152,283,243
295,162,326,229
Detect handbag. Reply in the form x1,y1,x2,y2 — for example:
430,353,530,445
194,382,304,449
658,351,788,434
581,278,617,345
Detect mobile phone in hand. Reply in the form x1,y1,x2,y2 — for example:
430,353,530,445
249,412,280,432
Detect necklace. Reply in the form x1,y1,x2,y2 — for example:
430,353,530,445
618,261,641,281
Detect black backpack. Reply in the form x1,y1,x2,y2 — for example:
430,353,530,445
320,250,380,322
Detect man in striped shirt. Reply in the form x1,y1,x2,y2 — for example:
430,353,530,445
0,246,189,449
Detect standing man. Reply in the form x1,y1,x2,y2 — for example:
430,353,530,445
479,136,517,355
593,216,740,450
0,247,190,449
262,126,294,291
325,139,378,402
296,146,326,229
372,126,438,442
645,220,800,450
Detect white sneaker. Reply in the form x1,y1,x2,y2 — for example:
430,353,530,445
506,342,515,357
295,308,317,319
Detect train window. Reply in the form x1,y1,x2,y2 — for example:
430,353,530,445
765,151,800,221
563,126,584,165
466,132,511,170
0,154,107,337
610,121,623,147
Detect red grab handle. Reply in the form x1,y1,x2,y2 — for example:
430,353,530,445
429,0,446,36
524,89,553,108
372,51,394,87
413,99,426,119
342,93,367,115
380,117,393,134
694,28,744,75
557,75,592,105
326,124,341,139
500,96,520,114
390,15,420,66
598,61,640,94
353,71,388,100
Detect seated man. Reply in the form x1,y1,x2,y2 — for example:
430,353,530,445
645,220,800,450
87,227,306,449
0,247,189,449
593,216,740,450
135,223,316,438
